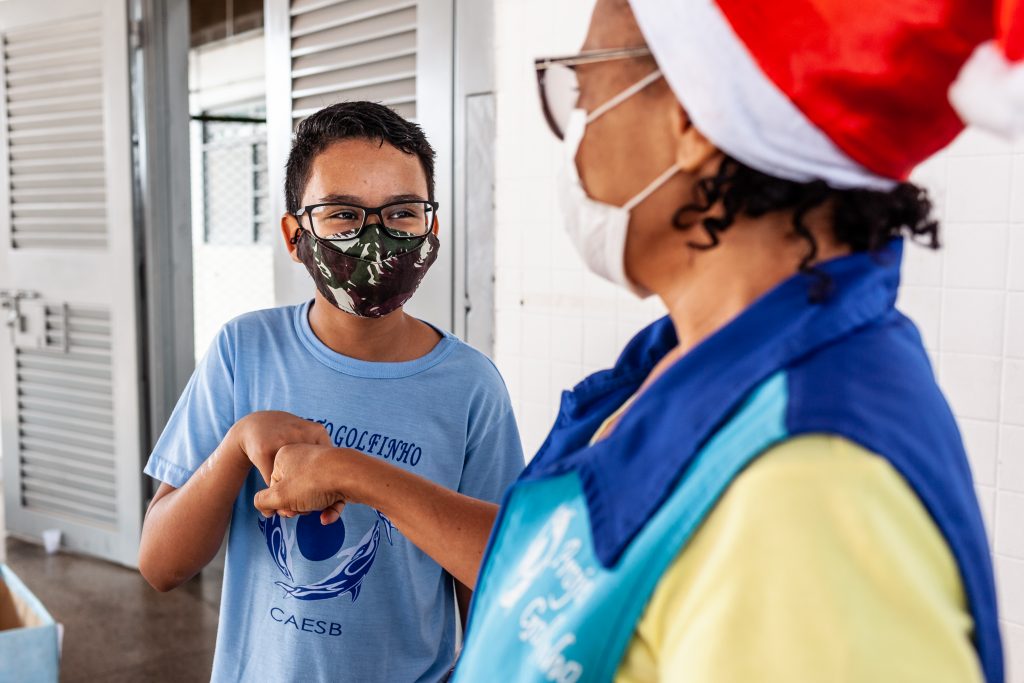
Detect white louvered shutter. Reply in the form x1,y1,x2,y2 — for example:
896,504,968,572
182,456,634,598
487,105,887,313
4,14,107,250
15,306,117,526
267,0,455,327
0,0,145,566
288,0,418,124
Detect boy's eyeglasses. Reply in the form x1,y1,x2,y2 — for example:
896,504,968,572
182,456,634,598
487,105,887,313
294,200,439,241
534,46,652,140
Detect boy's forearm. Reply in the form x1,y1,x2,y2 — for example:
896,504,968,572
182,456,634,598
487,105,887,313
337,452,498,589
139,431,251,591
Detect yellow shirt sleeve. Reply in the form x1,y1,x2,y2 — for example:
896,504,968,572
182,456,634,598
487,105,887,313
614,435,982,683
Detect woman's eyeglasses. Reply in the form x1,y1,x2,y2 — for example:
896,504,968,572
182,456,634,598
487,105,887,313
534,46,652,140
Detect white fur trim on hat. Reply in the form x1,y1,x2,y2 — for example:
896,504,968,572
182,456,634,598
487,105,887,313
627,0,897,191
950,40,1024,139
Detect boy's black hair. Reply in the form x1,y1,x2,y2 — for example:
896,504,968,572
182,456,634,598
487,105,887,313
285,101,436,213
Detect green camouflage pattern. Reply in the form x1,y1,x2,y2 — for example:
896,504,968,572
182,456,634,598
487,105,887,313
296,227,440,318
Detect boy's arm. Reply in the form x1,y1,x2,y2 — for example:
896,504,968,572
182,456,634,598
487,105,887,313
254,444,499,589
140,413,331,592
138,433,250,592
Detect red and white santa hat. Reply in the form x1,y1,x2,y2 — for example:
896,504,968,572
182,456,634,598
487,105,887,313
627,0,1024,190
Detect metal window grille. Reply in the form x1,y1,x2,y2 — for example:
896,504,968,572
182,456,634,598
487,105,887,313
195,107,271,245
189,102,276,361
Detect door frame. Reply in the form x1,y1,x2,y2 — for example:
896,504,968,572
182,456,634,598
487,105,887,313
129,0,195,472
451,0,496,354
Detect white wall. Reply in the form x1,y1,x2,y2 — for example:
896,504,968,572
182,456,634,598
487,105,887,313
189,32,267,112
493,0,665,458
903,129,1024,680
492,0,1024,677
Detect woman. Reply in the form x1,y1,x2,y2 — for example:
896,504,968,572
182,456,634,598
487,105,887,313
256,0,1018,679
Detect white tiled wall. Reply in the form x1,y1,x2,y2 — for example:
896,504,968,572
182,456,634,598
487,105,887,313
907,129,1024,681
492,0,1024,677
493,0,666,459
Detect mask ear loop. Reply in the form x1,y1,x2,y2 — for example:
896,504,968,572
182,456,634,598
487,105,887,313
623,163,681,212
587,69,663,123
581,68,677,211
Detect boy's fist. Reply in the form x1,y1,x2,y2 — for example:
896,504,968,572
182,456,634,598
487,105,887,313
230,411,330,485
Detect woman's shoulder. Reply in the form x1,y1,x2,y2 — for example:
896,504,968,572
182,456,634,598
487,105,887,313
616,434,979,683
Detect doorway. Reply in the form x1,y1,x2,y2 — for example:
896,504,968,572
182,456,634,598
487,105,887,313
188,5,274,360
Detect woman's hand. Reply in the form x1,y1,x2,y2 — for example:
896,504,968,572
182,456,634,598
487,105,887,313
254,444,362,525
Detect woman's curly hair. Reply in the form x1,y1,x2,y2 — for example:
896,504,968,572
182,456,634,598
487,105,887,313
674,156,940,298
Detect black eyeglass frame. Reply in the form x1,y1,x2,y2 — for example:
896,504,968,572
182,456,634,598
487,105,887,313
533,47,652,139
293,200,440,241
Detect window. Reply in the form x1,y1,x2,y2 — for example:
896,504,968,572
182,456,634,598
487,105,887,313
196,103,271,246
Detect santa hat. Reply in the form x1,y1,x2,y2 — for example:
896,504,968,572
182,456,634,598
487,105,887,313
627,0,1023,191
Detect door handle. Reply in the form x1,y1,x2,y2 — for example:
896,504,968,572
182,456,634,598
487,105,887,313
0,289,41,330
0,289,41,304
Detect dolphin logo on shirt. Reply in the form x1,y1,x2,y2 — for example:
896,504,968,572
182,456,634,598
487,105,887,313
258,510,395,603
258,513,296,582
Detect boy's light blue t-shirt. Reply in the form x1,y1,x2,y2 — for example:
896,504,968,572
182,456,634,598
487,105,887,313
144,301,525,683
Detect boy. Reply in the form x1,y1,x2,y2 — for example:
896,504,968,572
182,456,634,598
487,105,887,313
139,101,524,683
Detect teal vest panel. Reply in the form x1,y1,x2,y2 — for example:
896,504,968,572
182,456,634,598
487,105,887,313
454,373,788,682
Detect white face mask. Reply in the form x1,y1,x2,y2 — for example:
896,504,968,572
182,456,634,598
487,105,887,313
557,70,680,298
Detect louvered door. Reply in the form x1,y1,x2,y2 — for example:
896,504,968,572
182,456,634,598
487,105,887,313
267,0,455,328
290,0,418,122
5,14,107,250
0,0,144,566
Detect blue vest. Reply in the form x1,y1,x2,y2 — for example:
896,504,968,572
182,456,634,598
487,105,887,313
454,241,1001,683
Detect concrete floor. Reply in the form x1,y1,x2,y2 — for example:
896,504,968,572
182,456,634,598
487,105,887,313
5,538,220,682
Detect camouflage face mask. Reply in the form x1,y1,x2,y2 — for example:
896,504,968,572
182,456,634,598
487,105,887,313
295,226,439,318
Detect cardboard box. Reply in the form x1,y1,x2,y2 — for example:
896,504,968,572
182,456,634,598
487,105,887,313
0,564,58,683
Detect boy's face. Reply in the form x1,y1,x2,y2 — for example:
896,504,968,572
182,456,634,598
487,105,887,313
282,137,440,319
282,137,431,259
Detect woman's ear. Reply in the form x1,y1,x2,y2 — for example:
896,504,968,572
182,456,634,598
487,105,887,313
280,214,303,264
671,103,719,174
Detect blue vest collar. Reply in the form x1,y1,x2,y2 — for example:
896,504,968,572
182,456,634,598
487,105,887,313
522,240,904,567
